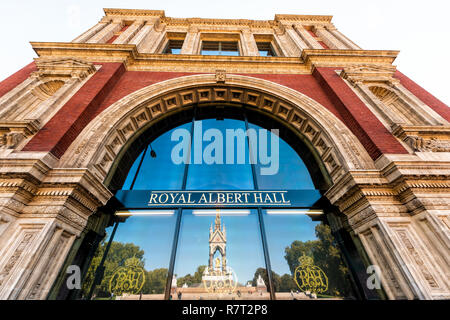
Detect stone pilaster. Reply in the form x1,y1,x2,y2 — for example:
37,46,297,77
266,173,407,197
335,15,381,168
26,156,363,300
24,78,81,123
389,82,448,125
129,21,155,52
293,25,323,49
240,29,259,56
284,26,308,54
327,26,361,50
326,155,450,300
113,21,144,45
87,20,122,44
0,153,112,300
72,21,109,43
139,22,167,54
353,81,405,127
314,25,348,49
180,27,201,55
272,26,299,57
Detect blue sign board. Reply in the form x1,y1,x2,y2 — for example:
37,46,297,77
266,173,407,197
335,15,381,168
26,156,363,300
114,190,323,209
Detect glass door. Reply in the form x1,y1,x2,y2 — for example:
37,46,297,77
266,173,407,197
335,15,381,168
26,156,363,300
171,209,269,300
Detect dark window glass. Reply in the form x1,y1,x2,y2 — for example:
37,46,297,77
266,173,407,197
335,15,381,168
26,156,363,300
256,42,276,57
163,40,184,54
172,209,269,300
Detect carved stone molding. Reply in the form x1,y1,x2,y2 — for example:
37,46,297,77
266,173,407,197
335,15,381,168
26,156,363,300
215,70,226,83
392,125,450,153
31,57,96,81
340,64,398,86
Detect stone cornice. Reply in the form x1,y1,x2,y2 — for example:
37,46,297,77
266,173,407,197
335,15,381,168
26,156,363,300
274,14,333,23
31,42,399,74
104,8,165,18
101,8,332,26
162,17,275,29
304,49,399,69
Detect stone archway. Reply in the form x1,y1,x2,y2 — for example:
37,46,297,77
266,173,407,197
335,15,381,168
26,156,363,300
59,74,376,188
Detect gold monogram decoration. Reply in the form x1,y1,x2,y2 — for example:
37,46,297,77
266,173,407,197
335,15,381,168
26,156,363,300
294,254,328,294
109,256,146,296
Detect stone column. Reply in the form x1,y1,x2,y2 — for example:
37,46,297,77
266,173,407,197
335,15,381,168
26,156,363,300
293,25,323,49
87,20,122,44
72,21,109,43
240,29,259,56
180,27,201,55
314,25,348,49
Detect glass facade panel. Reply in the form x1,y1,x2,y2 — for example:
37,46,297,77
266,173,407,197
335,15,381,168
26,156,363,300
79,113,358,300
172,209,269,300
186,119,254,190
84,213,176,300
163,40,184,54
122,124,190,190
248,123,315,190
201,41,240,56
263,209,355,300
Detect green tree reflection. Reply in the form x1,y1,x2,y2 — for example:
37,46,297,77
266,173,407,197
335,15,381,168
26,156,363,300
284,224,352,297
82,241,168,298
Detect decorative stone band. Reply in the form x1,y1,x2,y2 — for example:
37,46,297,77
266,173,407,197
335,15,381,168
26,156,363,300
392,125,450,152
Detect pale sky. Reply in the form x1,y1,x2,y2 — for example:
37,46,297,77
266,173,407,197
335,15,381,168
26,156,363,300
1,0,449,105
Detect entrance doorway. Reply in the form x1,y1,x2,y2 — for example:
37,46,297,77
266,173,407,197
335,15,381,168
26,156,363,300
78,106,359,300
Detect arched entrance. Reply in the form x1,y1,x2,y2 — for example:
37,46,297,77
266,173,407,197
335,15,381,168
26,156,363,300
52,74,379,300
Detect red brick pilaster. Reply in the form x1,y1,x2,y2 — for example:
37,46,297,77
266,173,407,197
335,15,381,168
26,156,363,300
313,67,408,160
23,62,126,158
394,70,450,122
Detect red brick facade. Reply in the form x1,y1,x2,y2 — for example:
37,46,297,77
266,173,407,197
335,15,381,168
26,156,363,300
0,62,37,99
9,62,443,160
394,71,450,122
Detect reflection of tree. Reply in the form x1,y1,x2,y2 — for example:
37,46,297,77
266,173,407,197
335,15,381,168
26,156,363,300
251,268,297,292
82,240,168,297
82,240,144,297
143,268,168,294
284,224,351,297
177,265,206,287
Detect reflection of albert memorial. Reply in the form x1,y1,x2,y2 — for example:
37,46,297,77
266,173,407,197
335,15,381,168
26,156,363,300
201,212,235,292
207,212,227,273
